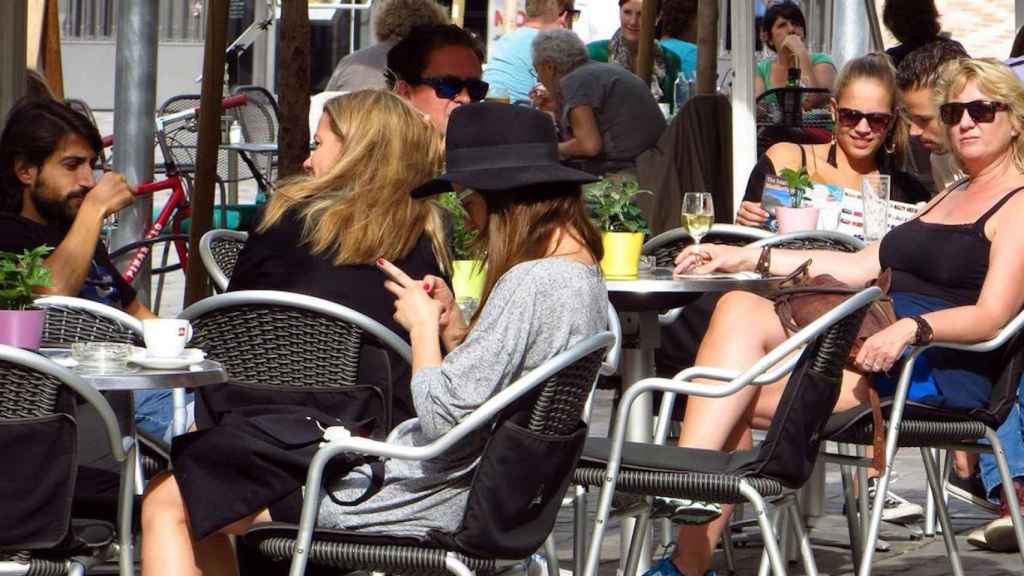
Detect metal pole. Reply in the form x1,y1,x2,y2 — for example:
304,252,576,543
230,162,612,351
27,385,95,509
730,0,756,219
186,0,230,306
0,1,27,126
695,0,718,94
111,1,159,308
636,0,658,83
252,0,269,88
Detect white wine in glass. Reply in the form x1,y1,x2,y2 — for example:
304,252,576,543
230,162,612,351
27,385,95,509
682,192,715,246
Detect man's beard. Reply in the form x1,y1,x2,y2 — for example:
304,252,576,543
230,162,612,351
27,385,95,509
30,179,86,227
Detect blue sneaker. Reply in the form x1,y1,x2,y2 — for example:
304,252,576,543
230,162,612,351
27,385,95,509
640,557,717,576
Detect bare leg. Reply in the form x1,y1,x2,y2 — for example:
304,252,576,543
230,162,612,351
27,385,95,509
141,472,271,576
667,292,874,574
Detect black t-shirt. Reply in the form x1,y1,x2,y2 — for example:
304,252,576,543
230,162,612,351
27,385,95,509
0,212,136,309
228,208,447,424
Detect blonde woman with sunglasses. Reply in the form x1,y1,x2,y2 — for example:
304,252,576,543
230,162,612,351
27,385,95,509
736,52,931,229
644,57,1024,576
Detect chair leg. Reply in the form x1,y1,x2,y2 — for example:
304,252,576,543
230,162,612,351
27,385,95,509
985,428,1024,565
919,447,964,576
855,446,870,543
444,552,476,576
742,483,786,576
623,503,653,576
838,443,863,575
118,440,136,576
573,486,587,576
923,448,943,537
785,496,818,576
543,535,561,576
721,521,737,574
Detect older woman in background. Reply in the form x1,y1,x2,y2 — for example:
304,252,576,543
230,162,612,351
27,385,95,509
532,28,665,176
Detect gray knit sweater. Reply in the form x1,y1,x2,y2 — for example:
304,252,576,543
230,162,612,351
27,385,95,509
316,257,608,537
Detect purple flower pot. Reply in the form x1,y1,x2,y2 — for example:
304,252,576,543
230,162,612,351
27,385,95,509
0,309,46,350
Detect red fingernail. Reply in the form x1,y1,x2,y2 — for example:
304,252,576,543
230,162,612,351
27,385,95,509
376,257,385,266
422,281,432,292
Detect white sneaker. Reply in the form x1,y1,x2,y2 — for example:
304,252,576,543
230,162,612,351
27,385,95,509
867,477,924,523
967,526,990,550
983,515,1020,552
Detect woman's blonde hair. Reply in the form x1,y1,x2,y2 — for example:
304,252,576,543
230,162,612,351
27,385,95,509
932,57,1024,173
468,183,603,324
831,52,909,166
259,90,448,268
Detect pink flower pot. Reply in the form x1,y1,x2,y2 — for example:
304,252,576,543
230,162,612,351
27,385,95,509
775,206,820,234
0,309,46,350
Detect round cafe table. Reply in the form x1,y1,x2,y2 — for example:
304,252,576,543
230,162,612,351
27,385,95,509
605,267,784,574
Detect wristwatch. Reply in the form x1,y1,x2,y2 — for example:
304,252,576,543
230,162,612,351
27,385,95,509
909,316,934,346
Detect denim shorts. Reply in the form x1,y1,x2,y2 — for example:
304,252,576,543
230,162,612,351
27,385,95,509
134,389,195,443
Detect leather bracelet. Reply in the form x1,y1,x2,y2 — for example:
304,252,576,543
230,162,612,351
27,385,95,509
755,246,772,277
909,315,934,346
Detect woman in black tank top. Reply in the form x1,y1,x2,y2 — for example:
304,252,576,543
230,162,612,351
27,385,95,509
648,58,1024,576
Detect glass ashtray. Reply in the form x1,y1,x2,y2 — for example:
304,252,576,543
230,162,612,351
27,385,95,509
71,342,133,371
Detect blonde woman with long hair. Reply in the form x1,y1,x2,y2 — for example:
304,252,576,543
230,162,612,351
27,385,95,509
140,90,449,576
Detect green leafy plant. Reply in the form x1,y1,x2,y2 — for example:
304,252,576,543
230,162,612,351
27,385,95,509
436,192,480,261
0,246,53,310
584,176,651,234
779,167,813,208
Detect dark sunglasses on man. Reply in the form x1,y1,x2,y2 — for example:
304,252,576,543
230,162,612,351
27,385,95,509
836,107,893,133
420,76,490,102
939,100,1009,126
560,7,582,23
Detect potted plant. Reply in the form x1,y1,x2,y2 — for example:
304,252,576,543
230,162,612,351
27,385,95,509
585,176,651,277
0,246,52,350
437,192,486,303
775,167,819,233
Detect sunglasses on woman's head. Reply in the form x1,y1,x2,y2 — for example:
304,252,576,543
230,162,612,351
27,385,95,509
836,108,893,133
419,76,489,102
939,100,1009,126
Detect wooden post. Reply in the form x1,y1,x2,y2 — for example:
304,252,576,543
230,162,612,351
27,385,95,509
277,0,310,179
695,0,718,95
186,0,229,306
41,0,63,99
635,0,658,83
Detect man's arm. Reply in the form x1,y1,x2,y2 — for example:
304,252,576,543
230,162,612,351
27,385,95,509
125,297,158,320
36,173,134,296
557,105,604,159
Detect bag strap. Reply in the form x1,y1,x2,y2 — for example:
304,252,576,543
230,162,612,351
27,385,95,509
867,386,886,473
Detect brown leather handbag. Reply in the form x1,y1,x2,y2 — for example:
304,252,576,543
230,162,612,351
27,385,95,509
772,260,898,471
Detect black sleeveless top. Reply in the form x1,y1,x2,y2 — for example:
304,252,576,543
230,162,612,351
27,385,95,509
879,183,1024,306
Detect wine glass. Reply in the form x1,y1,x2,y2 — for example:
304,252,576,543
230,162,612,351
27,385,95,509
682,192,715,248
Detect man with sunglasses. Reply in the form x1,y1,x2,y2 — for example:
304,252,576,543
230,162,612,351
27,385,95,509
896,41,970,195
483,0,578,104
386,25,486,133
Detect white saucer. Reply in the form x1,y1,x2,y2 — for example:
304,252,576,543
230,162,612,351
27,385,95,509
129,348,206,369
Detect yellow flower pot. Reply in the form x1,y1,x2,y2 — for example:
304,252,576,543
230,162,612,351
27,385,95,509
451,260,487,301
600,232,645,278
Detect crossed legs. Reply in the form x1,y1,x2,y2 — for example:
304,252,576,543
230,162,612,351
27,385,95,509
141,472,271,576
667,291,874,575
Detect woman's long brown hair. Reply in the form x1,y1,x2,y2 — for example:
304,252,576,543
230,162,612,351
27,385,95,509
469,182,603,323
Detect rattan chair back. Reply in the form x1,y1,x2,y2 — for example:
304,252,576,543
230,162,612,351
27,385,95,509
526,349,606,435
751,230,865,253
231,85,279,184
34,297,143,346
0,360,64,419
156,94,254,185
643,225,772,267
199,229,249,292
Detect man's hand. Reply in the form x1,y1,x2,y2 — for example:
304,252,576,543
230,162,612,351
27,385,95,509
83,172,134,218
735,200,770,228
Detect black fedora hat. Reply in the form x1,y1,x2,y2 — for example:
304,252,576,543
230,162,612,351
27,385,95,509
411,102,598,198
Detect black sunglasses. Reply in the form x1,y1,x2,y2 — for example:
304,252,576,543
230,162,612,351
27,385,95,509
561,8,582,22
939,100,1009,126
419,76,489,102
836,108,893,133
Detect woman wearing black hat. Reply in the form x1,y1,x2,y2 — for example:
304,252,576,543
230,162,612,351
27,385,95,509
137,102,609,576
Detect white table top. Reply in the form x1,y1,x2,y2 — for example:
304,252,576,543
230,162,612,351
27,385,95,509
38,349,227,391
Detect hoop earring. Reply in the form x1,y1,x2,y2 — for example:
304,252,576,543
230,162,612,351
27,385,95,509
885,136,896,155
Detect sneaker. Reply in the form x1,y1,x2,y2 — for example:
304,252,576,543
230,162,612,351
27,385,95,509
946,469,1000,513
984,479,1024,552
655,497,722,525
640,557,717,576
867,477,924,523
967,526,990,550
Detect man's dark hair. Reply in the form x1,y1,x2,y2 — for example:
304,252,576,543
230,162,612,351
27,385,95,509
659,0,698,40
0,97,102,213
896,40,970,92
761,1,806,52
385,24,484,89
883,0,940,46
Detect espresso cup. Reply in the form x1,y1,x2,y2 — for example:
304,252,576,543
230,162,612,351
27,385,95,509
142,319,193,358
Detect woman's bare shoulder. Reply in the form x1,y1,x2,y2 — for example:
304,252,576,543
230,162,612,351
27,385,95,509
764,142,805,170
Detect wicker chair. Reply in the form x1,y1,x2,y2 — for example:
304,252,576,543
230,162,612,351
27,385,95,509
179,290,412,436
822,309,1024,576
198,229,249,292
0,345,134,576
243,332,615,576
749,230,866,253
231,85,279,193
643,224,772,269
577,287,882,576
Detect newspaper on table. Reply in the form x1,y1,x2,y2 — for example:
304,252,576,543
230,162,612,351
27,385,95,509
761,175,921,240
